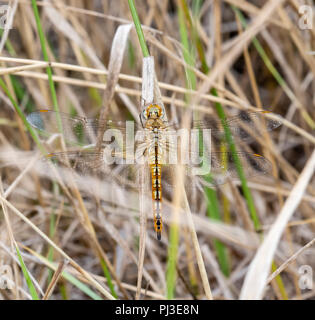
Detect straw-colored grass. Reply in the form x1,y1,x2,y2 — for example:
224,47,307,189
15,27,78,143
0,0,314,300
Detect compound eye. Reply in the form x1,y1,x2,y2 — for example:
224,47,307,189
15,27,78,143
142,109,148,119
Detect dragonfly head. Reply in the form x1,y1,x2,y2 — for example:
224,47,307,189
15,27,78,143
141,104,165,122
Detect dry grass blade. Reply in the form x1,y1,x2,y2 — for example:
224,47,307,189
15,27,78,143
43,0,104,69
0,0,17,52
141,57,155,105
97,23,132,150
0,56,263,110
0,195,115,300
0,176,39,298
191,0,286,107
267,237,315,284
0,62,48,75
42,259,68,300
182,191,213,300
202,245,234,299
240,150,315,300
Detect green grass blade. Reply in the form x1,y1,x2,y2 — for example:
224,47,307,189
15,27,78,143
178,4,196,95
100,258,117,299
127,0,150,57
205,187,230,276
15,245,39,300
180,0,231,276
231,5,289,298
59,282,68,300
271,261,288,300
0,29,35,114
166,222,179,299
31,1,118,298
183,0,261,231
31,0,62,131
232,6,315,130
166,5,194,299
28,248,103,300
0,78,45,153
214,96,261,230
61,272,102,300
10,75,35,112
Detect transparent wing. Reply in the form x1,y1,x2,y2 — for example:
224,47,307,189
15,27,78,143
42,150,139,190
45,150,105,172
27,110,281,147
185,111,282,142
26,110,142,146
28,110,277,191
160,151,272,193
41,149,272,193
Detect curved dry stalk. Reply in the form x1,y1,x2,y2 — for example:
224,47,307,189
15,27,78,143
0,62,48,75
267,237,315,284
96,23,132,150
42,259,68,300
240,149,315,300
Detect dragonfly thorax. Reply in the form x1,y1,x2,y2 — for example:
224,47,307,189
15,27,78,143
144,118,166,130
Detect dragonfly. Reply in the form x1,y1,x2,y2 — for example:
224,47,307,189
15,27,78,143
26,105,282,240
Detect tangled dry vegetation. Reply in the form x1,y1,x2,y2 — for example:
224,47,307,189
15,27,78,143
0,0,314,300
